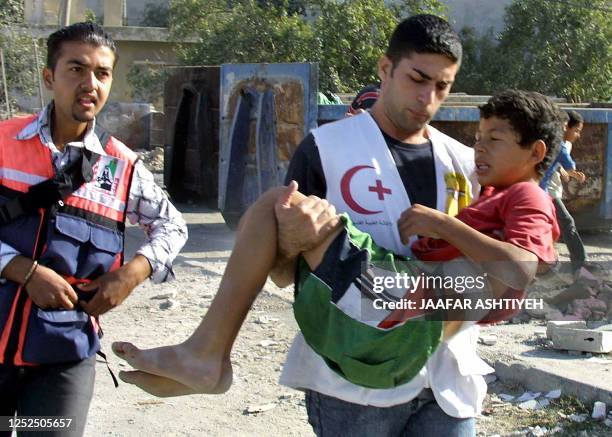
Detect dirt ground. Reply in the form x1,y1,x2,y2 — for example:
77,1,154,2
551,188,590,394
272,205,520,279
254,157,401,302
83,172,612,436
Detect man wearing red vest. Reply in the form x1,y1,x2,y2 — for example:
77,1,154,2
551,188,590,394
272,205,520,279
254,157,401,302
0,23,187,436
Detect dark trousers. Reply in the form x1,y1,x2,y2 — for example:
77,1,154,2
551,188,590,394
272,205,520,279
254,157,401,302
0,356,95,437
553,197,586,271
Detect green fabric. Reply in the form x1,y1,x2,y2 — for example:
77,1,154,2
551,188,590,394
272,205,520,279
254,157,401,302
293,215,443,389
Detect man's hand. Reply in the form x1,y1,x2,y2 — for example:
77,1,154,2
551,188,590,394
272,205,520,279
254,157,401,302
397,204,449,244
274,181,341,259
78,255,151,316
2,256,78,309
26,264,79,310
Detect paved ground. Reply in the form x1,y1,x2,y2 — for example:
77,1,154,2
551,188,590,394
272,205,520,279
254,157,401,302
83,203,612,436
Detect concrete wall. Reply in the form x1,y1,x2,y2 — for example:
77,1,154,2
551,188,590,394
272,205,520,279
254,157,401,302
25,0,170,26
108,39,178,104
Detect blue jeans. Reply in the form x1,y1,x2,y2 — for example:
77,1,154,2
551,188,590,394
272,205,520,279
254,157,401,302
305,389,475,437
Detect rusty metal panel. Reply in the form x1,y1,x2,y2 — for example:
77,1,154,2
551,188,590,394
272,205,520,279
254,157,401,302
218,63,318,227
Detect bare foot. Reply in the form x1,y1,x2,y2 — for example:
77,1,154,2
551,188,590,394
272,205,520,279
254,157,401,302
112,341,232,396
118,370,200,397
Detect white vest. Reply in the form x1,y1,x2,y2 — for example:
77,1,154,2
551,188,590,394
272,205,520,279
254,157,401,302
280,113,494,417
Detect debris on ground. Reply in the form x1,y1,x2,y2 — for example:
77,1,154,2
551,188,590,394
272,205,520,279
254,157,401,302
136,147,164,173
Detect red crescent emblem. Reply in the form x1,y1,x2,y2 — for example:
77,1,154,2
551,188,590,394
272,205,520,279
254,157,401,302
341,165,393,215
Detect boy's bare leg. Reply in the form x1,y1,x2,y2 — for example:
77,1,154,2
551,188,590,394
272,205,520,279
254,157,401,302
113,182,341,396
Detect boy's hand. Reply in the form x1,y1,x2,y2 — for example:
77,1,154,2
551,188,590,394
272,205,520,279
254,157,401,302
567,170,586,183
397,204,448,244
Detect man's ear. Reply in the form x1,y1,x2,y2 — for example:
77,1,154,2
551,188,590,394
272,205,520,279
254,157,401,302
42,67,53,90
531,139,547,165
377,55,392,83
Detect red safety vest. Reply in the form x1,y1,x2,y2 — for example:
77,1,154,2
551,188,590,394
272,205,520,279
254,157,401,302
0,115,137,365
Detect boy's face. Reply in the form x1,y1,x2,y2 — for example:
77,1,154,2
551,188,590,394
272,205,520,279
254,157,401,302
565,122,583,143
43,41,114,128
474,117,543,187
377,52,458,136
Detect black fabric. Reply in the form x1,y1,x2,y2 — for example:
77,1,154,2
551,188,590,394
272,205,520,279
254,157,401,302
0,147,99,225
311,228,368,304
285,133,327,198
285,129,437,209
382,132,436,209
59,204,123,231
0,356,96,437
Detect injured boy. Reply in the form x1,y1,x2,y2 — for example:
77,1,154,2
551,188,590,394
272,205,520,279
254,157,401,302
112,89,562,396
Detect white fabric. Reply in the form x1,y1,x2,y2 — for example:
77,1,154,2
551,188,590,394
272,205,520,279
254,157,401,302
280,113,493,417
547,171,563,199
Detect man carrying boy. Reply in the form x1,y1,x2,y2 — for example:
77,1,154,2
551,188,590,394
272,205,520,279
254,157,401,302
275,14,483,435
114,14,487,435
0,23,187,436
113,89,561,437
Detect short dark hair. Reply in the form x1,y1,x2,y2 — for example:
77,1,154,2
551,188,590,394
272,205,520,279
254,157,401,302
479,90,564,178
385,14,462,67
47,22,116,70
566,110,584,128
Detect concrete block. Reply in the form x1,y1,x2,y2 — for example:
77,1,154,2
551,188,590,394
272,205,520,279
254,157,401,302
592,401,607,420
546,320,587,339
104,0,124,26
595,324,612,332
551,327,612,353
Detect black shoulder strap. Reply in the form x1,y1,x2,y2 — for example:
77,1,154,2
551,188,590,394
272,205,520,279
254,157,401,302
0,148,94,225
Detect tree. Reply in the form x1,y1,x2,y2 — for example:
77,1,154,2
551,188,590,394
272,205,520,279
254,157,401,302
0,0,42,117
392,0,447,17
311,0,397,92
167,0,448,94
170,0,317,67
453,26,500,95
489,0,610,102
141,2,170,27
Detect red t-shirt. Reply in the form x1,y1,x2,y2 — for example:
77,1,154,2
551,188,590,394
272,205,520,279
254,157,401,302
411,181,559,263
411,182,560,324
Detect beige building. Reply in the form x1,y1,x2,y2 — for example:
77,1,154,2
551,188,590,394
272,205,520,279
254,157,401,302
24,0,178,105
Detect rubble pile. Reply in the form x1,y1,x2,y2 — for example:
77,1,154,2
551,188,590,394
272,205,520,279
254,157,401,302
523,264,612,324
136,147,164,174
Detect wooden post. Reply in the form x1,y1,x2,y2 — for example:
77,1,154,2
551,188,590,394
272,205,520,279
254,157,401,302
33,39,45,109
0,48,11,118
63,0,72,26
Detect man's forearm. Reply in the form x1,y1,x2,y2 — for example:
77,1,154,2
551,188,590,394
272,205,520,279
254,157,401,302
119,254,152,289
